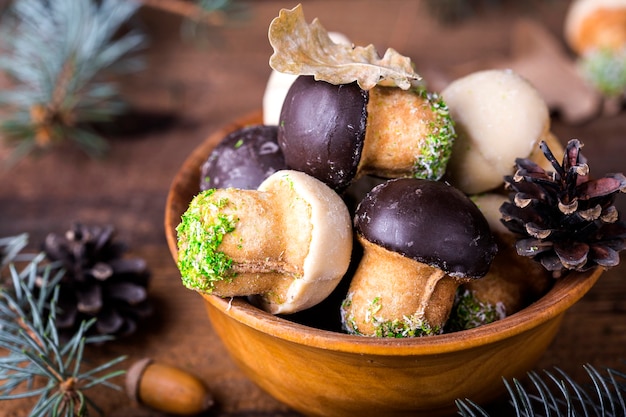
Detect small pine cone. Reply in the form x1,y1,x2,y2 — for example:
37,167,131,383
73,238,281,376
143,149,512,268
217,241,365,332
42,222,152,339
500,139,626,277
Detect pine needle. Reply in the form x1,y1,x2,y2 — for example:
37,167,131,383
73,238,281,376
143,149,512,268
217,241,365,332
0,235,127,417
456,362,626,416
0,0,146,163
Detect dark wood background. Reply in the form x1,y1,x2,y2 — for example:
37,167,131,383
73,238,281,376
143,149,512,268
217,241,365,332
1,1,625,415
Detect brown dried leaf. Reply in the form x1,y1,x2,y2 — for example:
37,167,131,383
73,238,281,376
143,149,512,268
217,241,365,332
268,4,422,90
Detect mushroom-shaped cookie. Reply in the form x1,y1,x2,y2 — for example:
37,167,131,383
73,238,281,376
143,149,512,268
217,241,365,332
177,170,352,314
564,0,626,56
461,193,551,318
267,5,455,192
441,69,550,195
564,0,626,107
278,75,455,192
200,125,286,191
341,178,497,337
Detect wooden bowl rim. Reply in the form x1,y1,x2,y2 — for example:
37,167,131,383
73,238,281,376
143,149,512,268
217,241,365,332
164,111,603,356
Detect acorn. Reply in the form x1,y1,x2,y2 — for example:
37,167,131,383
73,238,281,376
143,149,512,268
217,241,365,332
126,358,213,416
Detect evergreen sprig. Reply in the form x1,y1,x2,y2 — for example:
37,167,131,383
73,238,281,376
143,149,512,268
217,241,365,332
579,48,626,99
456,362,626,416
0,239,127,416
0,233,29,269
181,0,250,42
0,0,146,163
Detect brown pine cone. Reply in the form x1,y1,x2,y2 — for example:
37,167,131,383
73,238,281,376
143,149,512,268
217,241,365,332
500,139,626,277
42,222,152,339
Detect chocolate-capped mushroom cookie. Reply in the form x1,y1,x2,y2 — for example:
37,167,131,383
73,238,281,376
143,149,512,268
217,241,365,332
268,6,456,192
341,178,497,337
278,76,455,192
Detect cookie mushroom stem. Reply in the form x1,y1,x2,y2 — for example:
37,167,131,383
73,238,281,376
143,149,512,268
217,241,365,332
413,268,447,322
176,170,353,314
341,178,497,337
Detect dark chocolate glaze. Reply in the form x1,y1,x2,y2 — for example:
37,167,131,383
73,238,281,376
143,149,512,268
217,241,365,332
354,178,497,278
278,75,368,192
200,125,286,190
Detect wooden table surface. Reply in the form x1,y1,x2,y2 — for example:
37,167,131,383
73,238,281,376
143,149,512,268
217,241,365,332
1,1,625,416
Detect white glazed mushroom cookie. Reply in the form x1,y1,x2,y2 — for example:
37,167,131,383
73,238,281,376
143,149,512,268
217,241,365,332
176,170,352,314
441,69,550,195
564,0,626,55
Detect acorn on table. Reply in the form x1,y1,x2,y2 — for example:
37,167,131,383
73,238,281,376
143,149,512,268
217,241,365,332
126,358,213,416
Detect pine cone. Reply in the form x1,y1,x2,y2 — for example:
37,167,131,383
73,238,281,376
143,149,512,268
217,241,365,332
500,139,626,277
42,222,152,339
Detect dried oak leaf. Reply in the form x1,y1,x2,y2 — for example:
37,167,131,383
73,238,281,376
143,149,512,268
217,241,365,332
268,4,422,90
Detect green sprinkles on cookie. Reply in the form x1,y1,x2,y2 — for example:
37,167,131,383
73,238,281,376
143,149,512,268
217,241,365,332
446,289,505,332
176,189,238,292
413,88,456,180
340,293,440,338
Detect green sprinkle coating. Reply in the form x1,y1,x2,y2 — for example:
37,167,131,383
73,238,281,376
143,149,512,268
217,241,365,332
413,87,456,181
446,289,505,332
176,189,238,292
340,293,440,338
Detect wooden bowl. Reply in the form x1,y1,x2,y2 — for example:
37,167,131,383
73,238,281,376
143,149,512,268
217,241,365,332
164,112,603,417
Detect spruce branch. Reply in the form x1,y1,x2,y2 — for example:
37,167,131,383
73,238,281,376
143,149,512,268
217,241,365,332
140,0,250,42
0,233,29,269
0,0,146,164
0,239,127,417
141,0,246,24
456,362,626,416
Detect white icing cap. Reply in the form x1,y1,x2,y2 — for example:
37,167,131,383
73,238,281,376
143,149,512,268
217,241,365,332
441,69,550,195
255,170,352,314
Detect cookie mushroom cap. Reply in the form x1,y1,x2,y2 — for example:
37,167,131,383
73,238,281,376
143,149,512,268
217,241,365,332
254,170,353,313
342,178,497,336
441,69,550,195
200,124,286,190
564,0,626,55
176,170,352,314
278,75,369,192
355,178,497,278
